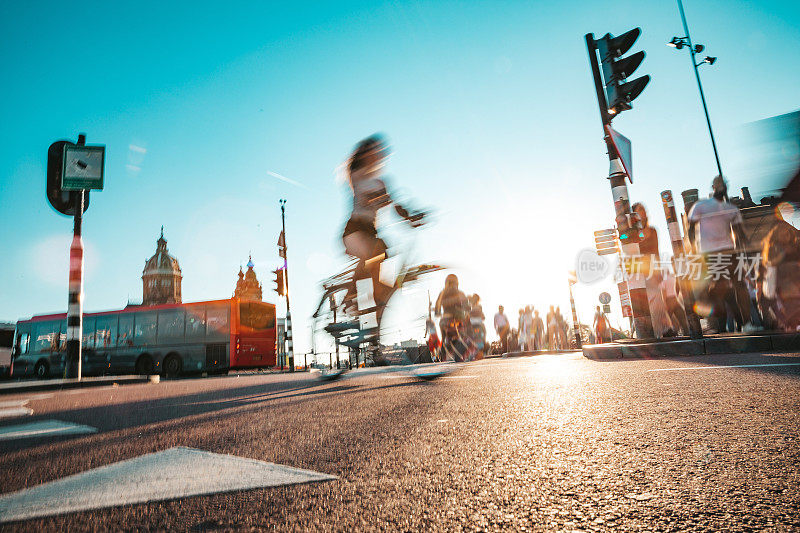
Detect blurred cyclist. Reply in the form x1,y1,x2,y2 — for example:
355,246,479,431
435,274,469,342
342,134,424,330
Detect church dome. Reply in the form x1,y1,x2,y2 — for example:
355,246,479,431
144,229,181,276
142,227,182,306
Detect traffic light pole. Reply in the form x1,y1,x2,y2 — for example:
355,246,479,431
65,134,87,379
585,34,654,340
280,199,295,371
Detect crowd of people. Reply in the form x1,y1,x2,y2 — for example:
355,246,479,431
492,305,573,352
618,175,800,338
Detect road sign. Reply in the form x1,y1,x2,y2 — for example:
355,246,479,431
594,228,619,256
606,125,633,183
62,145,105,191
602,304,612,314
599,292,611,305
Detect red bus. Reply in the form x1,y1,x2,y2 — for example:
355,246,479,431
11,299,276,379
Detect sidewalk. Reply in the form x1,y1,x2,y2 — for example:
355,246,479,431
582,331,800,359
0,375,157,395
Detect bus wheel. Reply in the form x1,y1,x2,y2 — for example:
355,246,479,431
135,354,155,375
34,360,50,379
163,354,182,378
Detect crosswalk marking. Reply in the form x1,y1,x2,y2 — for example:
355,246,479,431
0,407,33,419
0,420,97,441
0,446,337,523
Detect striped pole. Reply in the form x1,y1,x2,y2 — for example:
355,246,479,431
279,199,295,371
285,311,294,369
567,272,581,348
661,190,703,338
65,193,85,379
607,149,654,339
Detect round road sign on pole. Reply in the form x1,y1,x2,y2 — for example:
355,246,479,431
599,292,611,305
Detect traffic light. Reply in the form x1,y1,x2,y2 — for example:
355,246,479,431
596,28,650,117
47,140,90,216
616,213,640,244
272,268,285,297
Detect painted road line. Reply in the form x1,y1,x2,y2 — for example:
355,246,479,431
0,407,33,419
0,420,97,441
648,363,800,372
0,446,337,523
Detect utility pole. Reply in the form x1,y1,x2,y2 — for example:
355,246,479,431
66,138,86,380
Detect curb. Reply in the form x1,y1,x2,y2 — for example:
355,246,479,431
582,333,800,359
0,375,157,395
488,349,582,359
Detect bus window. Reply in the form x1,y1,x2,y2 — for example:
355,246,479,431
82,318,96,349
157,310,185,343
134,312,157,345
206,305,229,341
95,316,118,349
239,302,275,331
17,332,30,355
185,309,206,341
118,314,134,347
34,321,59,352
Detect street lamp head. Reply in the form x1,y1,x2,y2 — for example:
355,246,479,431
667,37,683,49
704,56,717,65
693,44,704,54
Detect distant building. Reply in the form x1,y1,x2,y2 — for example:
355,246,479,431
233,256,263,301
142,227,182,306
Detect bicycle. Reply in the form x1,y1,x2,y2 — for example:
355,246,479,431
312,226,455,380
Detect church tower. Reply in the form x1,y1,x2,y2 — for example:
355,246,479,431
142,227,182,306
233,256,263,301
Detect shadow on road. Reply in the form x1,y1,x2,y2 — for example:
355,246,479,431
0,372,428,454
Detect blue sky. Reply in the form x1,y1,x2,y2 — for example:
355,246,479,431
1,0,799,351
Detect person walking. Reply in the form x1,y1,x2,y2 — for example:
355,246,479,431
522,306,534,351
547,305,557,349
532,309,545,350
688,176,756,333
493,305,510,354
593,305,610,344
661,268,689,335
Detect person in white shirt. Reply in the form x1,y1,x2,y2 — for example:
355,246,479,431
688,175,755,333
493,306,510,353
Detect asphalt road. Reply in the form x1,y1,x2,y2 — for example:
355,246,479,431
1,351,799,531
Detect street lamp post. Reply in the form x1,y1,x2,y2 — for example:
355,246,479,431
669,0,723,178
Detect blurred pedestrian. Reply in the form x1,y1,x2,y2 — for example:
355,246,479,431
688,176,756,333
661,269,689,335
633,202,672,338
493,305,510,353
593,305,610,344
532,309,545,350
547,306,557,349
